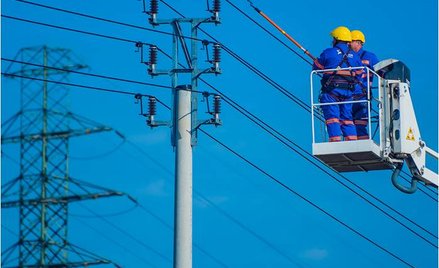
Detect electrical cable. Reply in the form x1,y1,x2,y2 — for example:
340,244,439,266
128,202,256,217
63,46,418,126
1,58,212,95
2,58,173,89
13,44,429,203
199,128,415,268
198,77,439,240
157,1,438,242
76,202,172,264
70,139,126,160
225,0,313,65
3,12,317,121
72,217,156,267
1,224,18,237
124,139,304,267
5,55,435,245
2,15,152,46
70,202,138,218
15,0,211,44
1,72,170,108
79,196,228,267
222,0,439,198
1,151,21,167
133,203,229,268
0,241,19,265
5,61,435,245
221,98,437,243
7,0,437,258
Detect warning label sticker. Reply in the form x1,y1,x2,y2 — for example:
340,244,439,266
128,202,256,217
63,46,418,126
406,128,415,141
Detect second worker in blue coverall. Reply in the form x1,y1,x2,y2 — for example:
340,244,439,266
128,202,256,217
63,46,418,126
350,30,379,140
313,26,363,142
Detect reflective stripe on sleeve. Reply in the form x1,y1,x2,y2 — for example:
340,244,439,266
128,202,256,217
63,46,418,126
325,118,340,125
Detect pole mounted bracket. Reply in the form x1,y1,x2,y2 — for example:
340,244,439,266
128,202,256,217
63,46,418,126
191,93,222,146
134,94,170,128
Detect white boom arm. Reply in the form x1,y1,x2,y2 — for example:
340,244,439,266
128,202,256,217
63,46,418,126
375,59,438,193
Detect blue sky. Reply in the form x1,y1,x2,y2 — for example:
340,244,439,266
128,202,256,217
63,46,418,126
1,0,438,267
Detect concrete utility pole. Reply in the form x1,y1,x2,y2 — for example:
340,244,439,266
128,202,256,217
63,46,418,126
174,86,193,267
141,1,222,267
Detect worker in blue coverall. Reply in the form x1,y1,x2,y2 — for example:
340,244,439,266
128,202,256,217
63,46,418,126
313,26,363,142
350,30,379,140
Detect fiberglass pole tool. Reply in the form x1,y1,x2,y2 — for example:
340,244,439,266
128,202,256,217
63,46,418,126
247,0,317,62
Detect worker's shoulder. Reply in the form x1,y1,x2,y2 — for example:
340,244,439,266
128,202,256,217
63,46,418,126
362,50,378,59
321,47,340,56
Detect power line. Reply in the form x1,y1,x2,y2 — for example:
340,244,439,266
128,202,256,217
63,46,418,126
199,77,439,242
8,0,436,259
124,140,305,268
2,15,151,46
5,50,435,247
15,0,211,44
8,54,431,204
221,0,439,199
224,0,313,65
9,1,435,204
156,1,315,117
76,202,172,264
126,100,418,267
133,203,229,268
70,138,126,160
5,24,435,244
157,0,438,243
1,58,173,89
1,72,171,108
71,176,229,267
8,0,315,119
72,217,156,267
1,224,18,237
1,58,212,95
199,129,415,268
4,11,316,121
70,202,138,218
74,185,226,268
10,2,435,202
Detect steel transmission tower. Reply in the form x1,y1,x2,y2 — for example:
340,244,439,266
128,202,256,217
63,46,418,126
1,46,122,267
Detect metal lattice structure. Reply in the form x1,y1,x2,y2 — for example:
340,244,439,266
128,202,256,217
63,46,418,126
2,46,122,267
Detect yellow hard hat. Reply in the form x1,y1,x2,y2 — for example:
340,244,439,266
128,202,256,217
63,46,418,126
351,30,366,43
330,26,352,42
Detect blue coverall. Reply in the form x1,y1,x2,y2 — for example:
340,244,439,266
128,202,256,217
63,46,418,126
352,48,379,139
313,43,363,142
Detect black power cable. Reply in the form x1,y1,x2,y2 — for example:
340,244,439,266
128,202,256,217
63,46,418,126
199,128,415,268
1,72,171,109
225,0,313,66
6,1,437,262
6,13,436,244
124,140,304,268
15,0,212,44
158,0,439,243
223,0,439,197
2,15,151,46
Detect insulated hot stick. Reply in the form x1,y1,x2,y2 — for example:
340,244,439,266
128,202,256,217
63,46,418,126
247,0,317,62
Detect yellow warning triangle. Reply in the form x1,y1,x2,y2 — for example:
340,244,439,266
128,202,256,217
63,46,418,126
406,128,415,141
